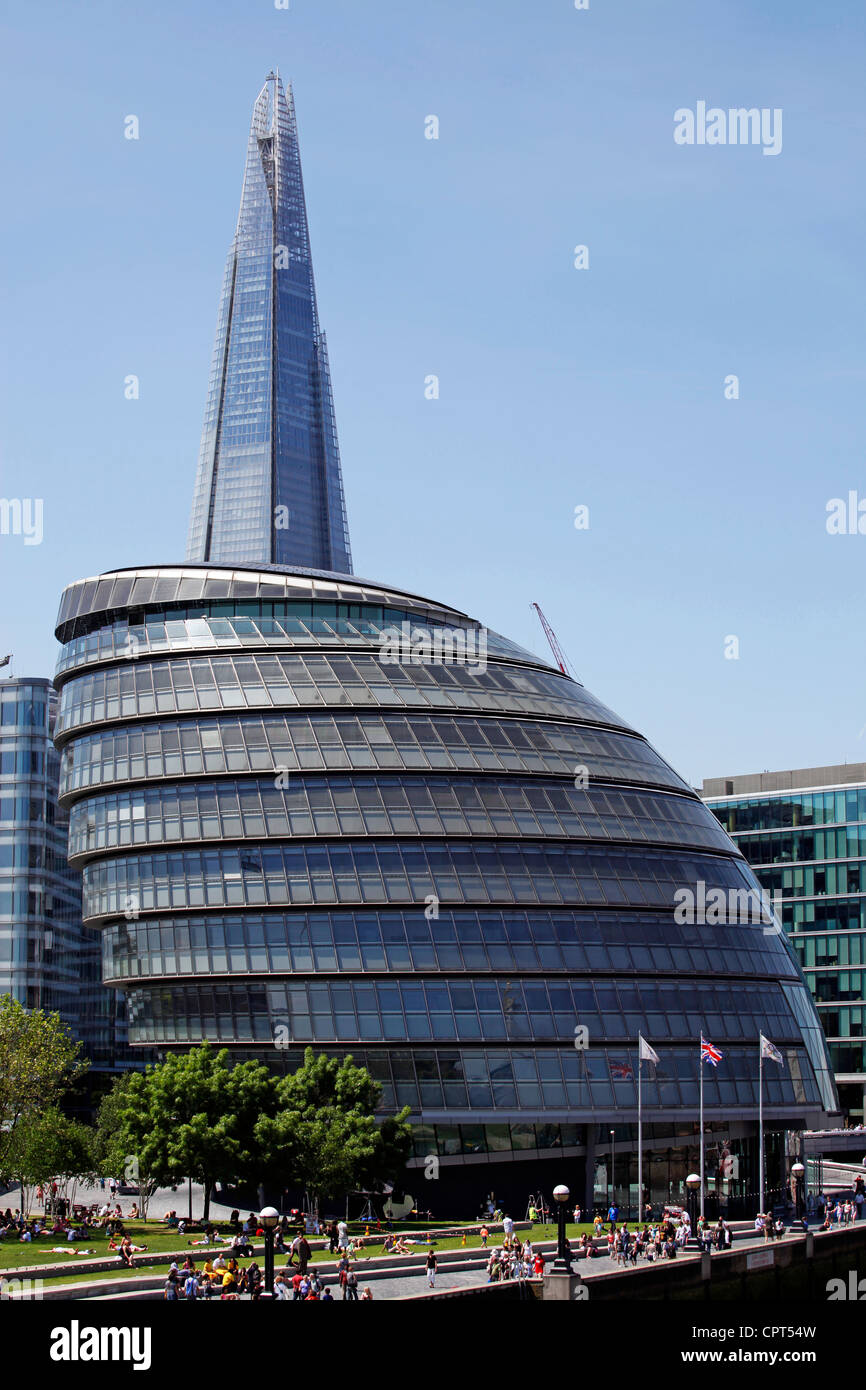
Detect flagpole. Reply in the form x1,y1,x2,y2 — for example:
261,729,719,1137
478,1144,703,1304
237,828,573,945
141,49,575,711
699,1035,705,1222
637,1036,643,1228
758,1035,764,1218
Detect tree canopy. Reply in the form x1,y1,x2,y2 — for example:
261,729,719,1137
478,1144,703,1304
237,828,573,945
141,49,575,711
0,994,87,1173
6,1106,95,1217
255,1048,412,1204
110,1046,276,1219
98,1044,413,1216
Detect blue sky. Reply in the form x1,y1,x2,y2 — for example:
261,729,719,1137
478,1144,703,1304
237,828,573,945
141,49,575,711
1,0,864,787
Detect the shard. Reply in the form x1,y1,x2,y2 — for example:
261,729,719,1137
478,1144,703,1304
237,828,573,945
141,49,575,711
186,72,352,572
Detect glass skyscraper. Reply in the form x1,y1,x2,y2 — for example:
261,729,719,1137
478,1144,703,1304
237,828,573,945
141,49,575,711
703,764,866,1128
52,74,837,1213
186,72,352,573
0,676,121,1072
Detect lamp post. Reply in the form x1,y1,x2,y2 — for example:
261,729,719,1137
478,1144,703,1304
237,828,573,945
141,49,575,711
610,1130,616,1215
551,1184,572,1273
685,1173,701,1241
260,1205,280,1296
791,1162,805,1226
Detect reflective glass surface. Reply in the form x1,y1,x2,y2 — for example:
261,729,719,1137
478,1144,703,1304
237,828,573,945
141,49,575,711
69,775,730,858
102,908,799,982
59,712,686,797
53,563,836,1131
0,680,119,1068
708,782,864,1115
186,75,352,571
56,612,540,675
82,839,759,919
55,651,628,735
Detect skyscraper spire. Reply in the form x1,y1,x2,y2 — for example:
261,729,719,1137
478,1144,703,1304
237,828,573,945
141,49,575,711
186,71,352,572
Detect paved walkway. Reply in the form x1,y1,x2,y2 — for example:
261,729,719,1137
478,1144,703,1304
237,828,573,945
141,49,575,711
356,1226,852,1300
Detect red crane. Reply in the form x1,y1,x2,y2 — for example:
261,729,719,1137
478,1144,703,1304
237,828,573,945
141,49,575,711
531,602,576,681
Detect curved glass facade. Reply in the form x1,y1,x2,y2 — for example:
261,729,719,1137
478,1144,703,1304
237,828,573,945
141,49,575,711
54,563,837,1205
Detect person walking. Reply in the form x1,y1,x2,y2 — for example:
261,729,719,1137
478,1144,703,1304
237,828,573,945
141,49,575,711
345,1269,359,1301
426,1249,437,1288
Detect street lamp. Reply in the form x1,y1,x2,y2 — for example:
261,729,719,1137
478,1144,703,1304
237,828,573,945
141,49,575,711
685,1173,701,1240
551,1184,572,1273
791,1163,805,1226
260,1206,280,1296
610,1130,616,1214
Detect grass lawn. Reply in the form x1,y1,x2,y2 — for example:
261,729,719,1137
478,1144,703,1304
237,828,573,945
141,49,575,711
4,1222,601,1288
0,1224,227,1272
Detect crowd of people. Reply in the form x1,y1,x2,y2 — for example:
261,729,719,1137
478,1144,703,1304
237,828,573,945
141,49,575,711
486,1237,546,1281
159,1249,376,1301
0,1206,127,1245
817,1196,861,1229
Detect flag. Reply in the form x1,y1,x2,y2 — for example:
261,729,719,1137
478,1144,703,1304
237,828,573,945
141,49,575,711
760,1033,783,1065
701,1038,723,1067
639,1035,659,1065
609,1060,634,1080
0,654,10,669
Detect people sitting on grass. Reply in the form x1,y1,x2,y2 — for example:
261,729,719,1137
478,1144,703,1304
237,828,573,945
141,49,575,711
117,1234,136,1267
230,1231,253,1259
108,1230,147,1259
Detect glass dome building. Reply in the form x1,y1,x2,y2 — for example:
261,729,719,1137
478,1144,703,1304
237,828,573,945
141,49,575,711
52,562,837,1213
50,72,837,1214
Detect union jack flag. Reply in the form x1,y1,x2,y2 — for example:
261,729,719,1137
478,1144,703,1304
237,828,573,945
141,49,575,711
701,1038,723,1067
609,1060,634,1080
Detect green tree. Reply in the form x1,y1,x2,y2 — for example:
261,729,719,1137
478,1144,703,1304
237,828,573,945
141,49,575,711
95,1075,160,1220
7,1107,96,1219
0,995,88,1173
255,1049,412,1207
112,1045,276,1220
